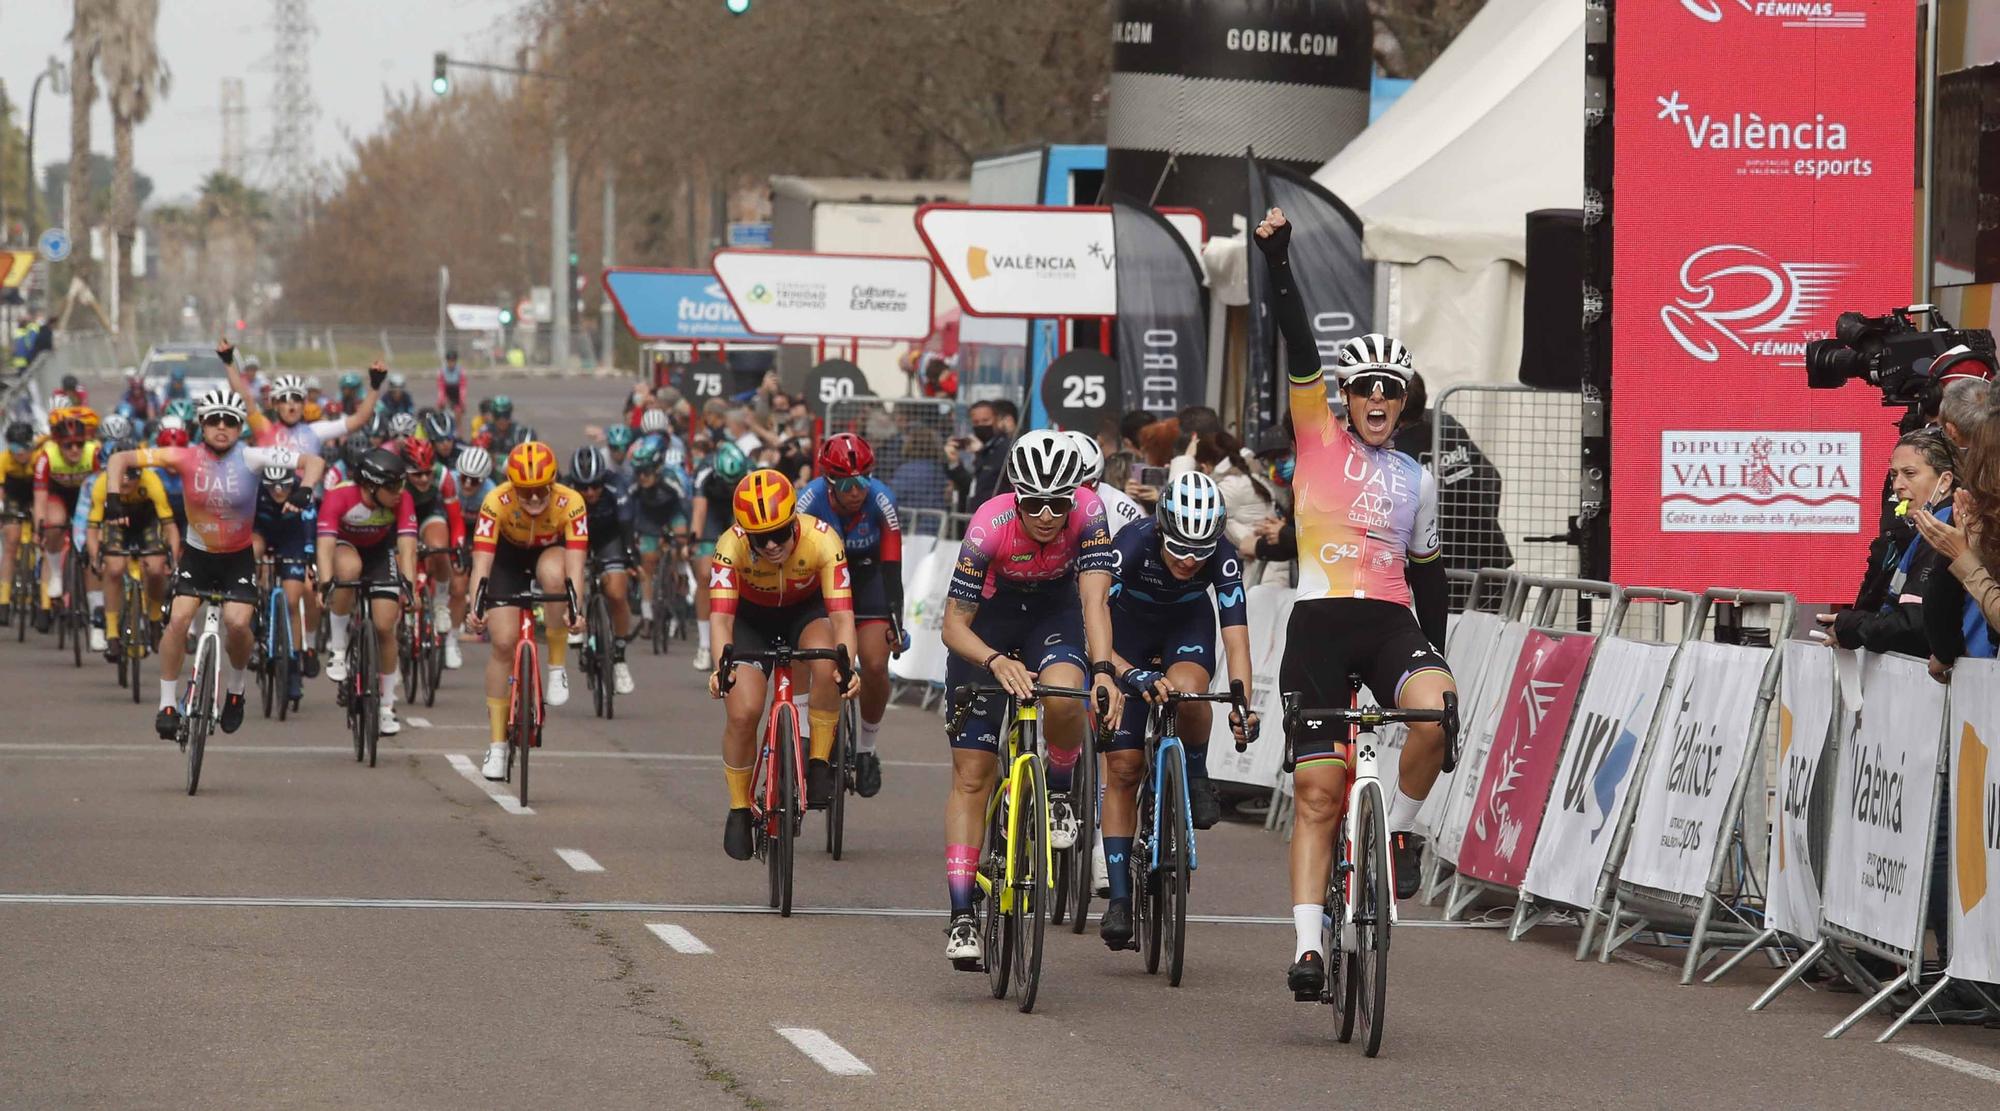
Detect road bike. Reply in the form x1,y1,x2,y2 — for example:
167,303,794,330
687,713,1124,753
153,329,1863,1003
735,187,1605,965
174,590,232,796
254,556,303,721
105,540,166,705
1052,706,1099,935
401,544,453,708
5,509,38,639
823,697,858,860
946,678,1106,1014
649,541,697,656
54,529,87,667
580,552,622,720
1122,682,1253,987
324,578,398,768
477,582,575,809
717,641,853,916
1282,684,1457,1057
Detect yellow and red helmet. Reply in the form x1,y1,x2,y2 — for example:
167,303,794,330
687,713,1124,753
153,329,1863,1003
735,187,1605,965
732,469,798,534
506,441,558,489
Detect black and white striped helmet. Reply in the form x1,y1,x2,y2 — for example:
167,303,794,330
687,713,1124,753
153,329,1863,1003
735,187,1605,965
1063,430,1104,485
1156,471,1225,555
195,387,249,423
1332,333,1414,385
270,374,307,400
1006,429,1085,498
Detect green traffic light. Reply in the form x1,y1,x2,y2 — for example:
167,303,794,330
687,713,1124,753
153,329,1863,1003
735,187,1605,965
498,308,514,326
432,52,449,96
726,0,751,13
431,76,449,95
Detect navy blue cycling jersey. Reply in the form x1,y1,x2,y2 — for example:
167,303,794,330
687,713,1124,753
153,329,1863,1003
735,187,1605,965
1107,518,1248,627
795,476,902,564
626,476,685,532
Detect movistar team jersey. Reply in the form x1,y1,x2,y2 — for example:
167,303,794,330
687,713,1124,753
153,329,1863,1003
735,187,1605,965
1107,518,1248,627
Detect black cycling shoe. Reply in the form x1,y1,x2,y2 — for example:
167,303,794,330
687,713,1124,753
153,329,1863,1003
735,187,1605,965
1099,899,1136,950
32,607,52,634
1289,950,1326,1000
104,637,122,663
1189,775,1223,830
805,758,835,808
220,692,247,734
855,750,883,798
154,706,181,742
300,649,319,678
724,807,754,861
1391,830,1425,900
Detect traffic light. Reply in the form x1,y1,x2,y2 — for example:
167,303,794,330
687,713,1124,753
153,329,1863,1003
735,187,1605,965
432,53,450,96
725,0,751,13
498,306,515,326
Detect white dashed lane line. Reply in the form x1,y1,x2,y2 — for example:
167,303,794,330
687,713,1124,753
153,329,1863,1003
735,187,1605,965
554,848,604,873
645,923,712,954
1896,1045,2000,1086
443,754,534,815
774,1026,872,1076
405,716,431,728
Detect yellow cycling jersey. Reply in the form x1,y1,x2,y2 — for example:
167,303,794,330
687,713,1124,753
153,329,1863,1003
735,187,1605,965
34,438,101,493
472,481,589,552
709,513,853,614
86,470,174,528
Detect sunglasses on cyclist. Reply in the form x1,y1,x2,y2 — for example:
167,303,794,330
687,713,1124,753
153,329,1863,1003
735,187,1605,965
1018,494,1073,519
1162,536,1216,563
271,391,306,404
831,476,868,494
1343,372,1407,401
56,438,85,450
750,521,798,550
202,414,244,429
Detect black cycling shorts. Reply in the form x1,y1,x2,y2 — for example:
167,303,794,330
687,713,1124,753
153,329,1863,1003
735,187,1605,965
337,538,404,600
943,587,1089,755
1279,597,1450,769
173,545,259,605
487,542,559,604
849,559,892,623
728,598,831,674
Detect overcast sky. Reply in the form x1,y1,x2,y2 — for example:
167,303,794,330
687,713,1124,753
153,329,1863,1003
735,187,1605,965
6,0,523,208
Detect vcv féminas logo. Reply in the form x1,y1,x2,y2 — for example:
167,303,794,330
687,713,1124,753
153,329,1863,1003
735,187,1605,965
1678,0,1865,29
1655,90,1870,179
1660,244,1849,366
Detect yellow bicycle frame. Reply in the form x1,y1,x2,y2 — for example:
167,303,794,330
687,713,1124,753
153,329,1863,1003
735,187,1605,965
975,701,1055,913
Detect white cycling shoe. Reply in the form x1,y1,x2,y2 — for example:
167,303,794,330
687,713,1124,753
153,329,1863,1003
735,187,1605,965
945,915,982,964
480,743,508,781
691,648,711,671
613,661,635,695
443,636,463,670
89,627,107,653
566,629,585,647
325,653,350,683
379,704,401,736
1049,797,1080,851
545,666,570,707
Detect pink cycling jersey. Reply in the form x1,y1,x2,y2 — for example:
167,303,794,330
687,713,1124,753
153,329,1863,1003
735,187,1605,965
1289,372,1440,607
133,442,302,553
317,482,418,548
948,487,1115,601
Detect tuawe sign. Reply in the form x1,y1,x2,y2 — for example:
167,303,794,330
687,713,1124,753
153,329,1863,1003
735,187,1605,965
602,267,773,343
711,250,935,341
916,204,1207,317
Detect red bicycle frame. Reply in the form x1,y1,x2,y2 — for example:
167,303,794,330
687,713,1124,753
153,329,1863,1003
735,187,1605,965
754,660,808,832
508,606,545,745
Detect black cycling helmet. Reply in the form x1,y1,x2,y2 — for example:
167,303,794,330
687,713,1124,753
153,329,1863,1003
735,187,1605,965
343,436,370,470
356,447,409,488
421,409,456,442
569,445,607,487
5,420,34,449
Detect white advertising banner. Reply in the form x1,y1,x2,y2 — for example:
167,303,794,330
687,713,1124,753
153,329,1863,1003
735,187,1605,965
1617,640,1771,899
915,204,1207,317
1425,611,1505,833
446,303,503,330
890,541,953,686
1946,658,2000,984
1522,637,1679,911
1821,652,1945,954
1207,584,1296,789
1434,621,1531,863
1765,640,1841,940
712,250,935,340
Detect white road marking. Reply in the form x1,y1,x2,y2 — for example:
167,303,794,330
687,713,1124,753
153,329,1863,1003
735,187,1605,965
443,754,534,815
0,742,944,766
554,848,604,873
0,892,1502,927
774,1026,872,1076
646,923,712,954
405,716,432,728
1897,1046,2000,1086
1612,952,1677,974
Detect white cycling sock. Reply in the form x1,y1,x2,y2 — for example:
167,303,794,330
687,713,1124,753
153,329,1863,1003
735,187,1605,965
380,671,399,707
44,550,63,597
327,617,350,656
1388,787,1425,834
226,665,248,696
87,589,104,612
858,717,881,753
697,623,712,651
1293,903,1322,961
446,627,460,648
159,678,179,711
641,597,655,621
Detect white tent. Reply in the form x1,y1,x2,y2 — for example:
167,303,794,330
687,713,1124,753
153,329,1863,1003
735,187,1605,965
1315,0,1582,390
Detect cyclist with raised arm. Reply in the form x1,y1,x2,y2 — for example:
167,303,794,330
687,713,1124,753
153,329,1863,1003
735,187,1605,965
937,430,1124,967
570,446,639,695
1254,207,1456,998
704,469,860,860
107,389,325,738
318,448,420,735
688,440,750,670
795,432,904,797
464,442,589,781
400,437,469,669
1094,471,1259,948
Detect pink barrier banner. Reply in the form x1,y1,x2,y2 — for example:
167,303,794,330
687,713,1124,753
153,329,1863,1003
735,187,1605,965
1457,630,1596,888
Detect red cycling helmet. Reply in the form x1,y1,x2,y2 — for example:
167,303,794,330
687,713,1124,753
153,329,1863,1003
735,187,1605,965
156,427,189,448
400,437,436,471
816,432,874,479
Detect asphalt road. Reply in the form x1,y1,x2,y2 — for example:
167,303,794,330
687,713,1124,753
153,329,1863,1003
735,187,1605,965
4,375,1998,1109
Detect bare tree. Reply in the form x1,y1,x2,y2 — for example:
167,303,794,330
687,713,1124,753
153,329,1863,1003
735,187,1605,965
1371,0,1488,78
98,0,170,335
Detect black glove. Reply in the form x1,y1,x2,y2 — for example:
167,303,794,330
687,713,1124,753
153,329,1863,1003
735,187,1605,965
1252,216,1292,259
287,484,314,510
369,366,388,390
216,342,235,366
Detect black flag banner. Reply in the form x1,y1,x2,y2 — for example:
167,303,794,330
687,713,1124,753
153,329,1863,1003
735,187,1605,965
1244,155,1373,427
1111,195,1209,419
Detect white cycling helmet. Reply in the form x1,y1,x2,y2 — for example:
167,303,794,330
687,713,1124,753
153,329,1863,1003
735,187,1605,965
1157,471,1226,556
261,463,295,484
456,445,493,481
270,374,307,400
388,412,418,437
640,408,670,434
1063,429,1104,486
99,413,134,443
1006,428,1085,498
195,387,249,423
1333,332,1414,387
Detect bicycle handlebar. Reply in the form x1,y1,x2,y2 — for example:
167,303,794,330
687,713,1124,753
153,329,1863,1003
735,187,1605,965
472,581,575,617
1280,691,1461,774
714,642,853,694
944,681,1112,741
1147,679,1259,752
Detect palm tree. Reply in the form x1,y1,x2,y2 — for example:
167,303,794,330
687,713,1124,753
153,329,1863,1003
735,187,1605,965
66,0,103,292
97,0,169,334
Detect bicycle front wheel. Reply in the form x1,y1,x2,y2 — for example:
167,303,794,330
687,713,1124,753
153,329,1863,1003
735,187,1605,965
1066,727,1098,935
510,667,535,808
1353,781,1391,1057
126,599,144,705
984,780,1014,1000
826,699,854,859
773,712,798,917
1161,752,1191,987
1015,754,1050,1014
360,629,381,769
185,649,214,796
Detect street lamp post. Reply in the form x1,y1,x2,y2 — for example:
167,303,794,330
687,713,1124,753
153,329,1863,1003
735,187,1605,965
14,58,68,246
